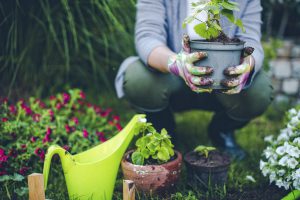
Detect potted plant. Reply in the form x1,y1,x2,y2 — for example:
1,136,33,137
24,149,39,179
184,145,231,188
183,0,248,89
121,122,182,194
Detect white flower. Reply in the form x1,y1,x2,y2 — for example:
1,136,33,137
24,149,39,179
264,135,274,143
262,167,271,177
292,169,300,180
289,108,297,116
287,146,300,158
269,172,277,183
264,147,274,159
277,169,286,176
276,179,290,190
293,178,300,190
278,132,289,141
286,157,298,169
260,160,266,170
278,155,289,166
276,145,286,156
293,137,300,145
290,116,300,126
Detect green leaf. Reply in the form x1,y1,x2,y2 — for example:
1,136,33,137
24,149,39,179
221,9,235,23
235,19,245,32
194,22,209,39
12,173,25,181
141,148,150,159
157,147,170,161
0,175,11,182
131,151,144,165
221,1,239,11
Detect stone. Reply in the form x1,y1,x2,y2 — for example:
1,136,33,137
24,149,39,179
274,94,290,103
271,78,281,92
291,59,300,78
271,59,292,78
291,45,300,58
282,79,299,95
277,40,293,58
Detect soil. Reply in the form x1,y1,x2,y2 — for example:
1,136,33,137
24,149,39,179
208,31,241,43
184,150,230,168
125,150,177,166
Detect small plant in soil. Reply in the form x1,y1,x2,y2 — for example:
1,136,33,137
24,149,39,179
131,123,175,165
183,0,245,42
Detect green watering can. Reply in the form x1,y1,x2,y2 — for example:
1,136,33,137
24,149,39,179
43,114,146,200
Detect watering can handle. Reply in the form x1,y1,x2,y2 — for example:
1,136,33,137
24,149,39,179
43,145,69,190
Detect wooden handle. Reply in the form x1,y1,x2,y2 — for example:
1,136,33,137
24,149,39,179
28,173,45,200
123,180,135,200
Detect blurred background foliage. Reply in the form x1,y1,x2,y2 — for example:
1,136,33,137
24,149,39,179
0,0,299,98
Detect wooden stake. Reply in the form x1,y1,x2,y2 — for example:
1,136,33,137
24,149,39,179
123,180,135,200
28,173,45,200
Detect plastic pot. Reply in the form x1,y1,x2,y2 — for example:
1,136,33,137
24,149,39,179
190,40,245,90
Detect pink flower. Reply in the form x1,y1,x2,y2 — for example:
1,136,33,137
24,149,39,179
96,132,107,142
83,129,89,138
49,109,54,121
35,99,46,108
49,96,56,101
63,93,70,104
9,105,16,114
113,115,120,122
108,121,114,125
32,114,41,122
0,149,8,162
46,127,52,135
116,123,123,131
63,145,70,151
34,148,45,161
65,124,71,133
42,134,51,143
100,108,112,117
19,167,29,175
94,106,101,114
0,148,4,156
79,91,86,99
30,136,37,143
1,118,8,122
56,103,62,110
21,144,26,149
72,117,79,125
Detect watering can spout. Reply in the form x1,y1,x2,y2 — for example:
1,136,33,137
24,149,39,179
43,145,74,190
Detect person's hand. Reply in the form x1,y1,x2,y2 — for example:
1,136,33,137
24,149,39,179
221,47,255,94
167,34,214,93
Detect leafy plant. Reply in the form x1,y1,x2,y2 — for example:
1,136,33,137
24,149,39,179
131,124,175,165
183,0,245,40
262,38,283,71
0,89,122,198
194,145,216,158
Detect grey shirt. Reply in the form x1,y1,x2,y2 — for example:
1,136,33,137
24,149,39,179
115,0,264,98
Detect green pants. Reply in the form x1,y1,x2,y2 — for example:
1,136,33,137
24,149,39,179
123,58,274,132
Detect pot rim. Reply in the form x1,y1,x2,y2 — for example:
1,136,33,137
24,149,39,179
190,40,245,51
190,39,245,45
122,149,182,170
183,151,231,170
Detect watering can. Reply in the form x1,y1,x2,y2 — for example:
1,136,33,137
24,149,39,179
43,114,146,200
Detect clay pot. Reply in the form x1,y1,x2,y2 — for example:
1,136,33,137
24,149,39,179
121,150,182,194
184,150,231,188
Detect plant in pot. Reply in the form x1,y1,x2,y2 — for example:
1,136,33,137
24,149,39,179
183,0,250,90
184,145,231,188
121,122,182,195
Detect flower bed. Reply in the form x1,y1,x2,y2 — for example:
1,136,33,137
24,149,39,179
0,89,122,178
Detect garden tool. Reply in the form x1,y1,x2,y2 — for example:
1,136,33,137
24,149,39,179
43,114,146,200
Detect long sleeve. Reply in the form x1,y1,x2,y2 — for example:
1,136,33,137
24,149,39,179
135,0,168,65
235,0,264,76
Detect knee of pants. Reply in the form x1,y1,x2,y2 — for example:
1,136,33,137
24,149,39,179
123,59,174,112
224,72,274,121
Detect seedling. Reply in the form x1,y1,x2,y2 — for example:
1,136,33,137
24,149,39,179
194,145,216,158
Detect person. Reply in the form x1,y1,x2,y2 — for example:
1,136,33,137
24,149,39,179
115,0,273,160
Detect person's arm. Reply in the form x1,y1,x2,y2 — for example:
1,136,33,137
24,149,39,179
148,46,176,73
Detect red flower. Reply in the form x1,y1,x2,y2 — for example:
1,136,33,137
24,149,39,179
1,118,8,122
63,145,70,151
0,148,4,156
42,134,51,143
21,144,26,149
34,148,45,161
49,96,56,101
72,117,79,125
19,167,29,176
83,129,89,138
9,105,16,114
0,149,8,162
56,103,62,110
79,91,86,99
113,115,120,122
94,106,101,114
63,93,70,104
96,132,107,142
116,123,123,131
30,136,37,143
32,114,41,122
65,124,71,133
46,127,52,135
100,108,112,117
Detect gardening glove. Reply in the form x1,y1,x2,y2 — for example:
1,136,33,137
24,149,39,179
221,47,255,94
167,34,214,93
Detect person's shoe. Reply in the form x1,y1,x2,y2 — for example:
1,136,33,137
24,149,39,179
209,130,246,160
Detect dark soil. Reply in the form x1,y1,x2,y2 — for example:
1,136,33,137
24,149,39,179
208,31,241,43
185,150,230,168
125,150,177,166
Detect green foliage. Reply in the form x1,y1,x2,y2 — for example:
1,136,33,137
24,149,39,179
194,145,216,158
131,124,175,165
262,38,283,71
0,0,137,97
183,0,245,40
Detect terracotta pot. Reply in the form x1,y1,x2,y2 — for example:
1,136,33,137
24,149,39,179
121,150,182,194
184,150,231,188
